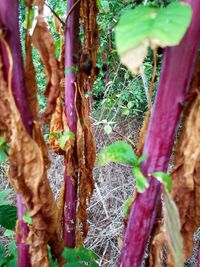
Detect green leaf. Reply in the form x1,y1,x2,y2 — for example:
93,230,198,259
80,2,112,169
7,241,17,255
0,150,8,163
132,167,149,193
23,212,33,225
0,244,7,259
0,189,12,206
123,198,132,217
58,131,76,150
97,0,110,13
84,91,93,98
122,108,129,116
22,7,35,29
6,253,17,267
163,189,184,267
0,136,5,147
0,205,17,230
152,172,172,192
65,66,78,76
4,229,15,237
115,2,192,73
62,247,99,266
0,243,11,266
98,141,138,166
49,131,61,138
55,38,61,57
104,124,112,135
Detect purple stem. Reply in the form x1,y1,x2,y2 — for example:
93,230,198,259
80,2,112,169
119,1,200,266
0,1,32,266
63,0,80,247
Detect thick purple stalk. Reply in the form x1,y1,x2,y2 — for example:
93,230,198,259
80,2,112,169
0,1,32,266
119,1,200,266
63,0,80,247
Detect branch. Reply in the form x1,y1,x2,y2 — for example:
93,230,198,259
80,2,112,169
44,2,65,27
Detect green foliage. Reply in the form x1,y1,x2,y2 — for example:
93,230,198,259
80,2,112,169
50,131,75,150
98,141,173,193
65,66,78,76
0,192,18,266
22,7,35,29
0,189,17,231
0,205,17,231
23,211,33,225
62,247,99,267
123,198,132,217
0,137,9,163
0,189,13,205
32,47,47,112
98,141,149,192
0,243,17,267
98,141,138,166
104,124,112,135
132,166,149,193
49,247,99,267
115,2,192,73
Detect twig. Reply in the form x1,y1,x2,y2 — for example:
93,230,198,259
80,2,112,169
95,182,109,219
44,2,65,26
99,242,109,266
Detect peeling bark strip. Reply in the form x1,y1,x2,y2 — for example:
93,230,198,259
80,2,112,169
0,39,63,266
172,92,200,259
0,1,32,266
119,1,200,266
63,0,98,246
63,0,80,247
75,0,98,242
32,16,61,122
147,54,200,265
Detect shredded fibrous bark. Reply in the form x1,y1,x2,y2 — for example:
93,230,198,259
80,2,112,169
0,35,63,267
73,0,99,241
172,93,200,259
32,16,60,122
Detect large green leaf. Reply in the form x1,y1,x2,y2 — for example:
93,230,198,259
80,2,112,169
163,189,184,267
98,141,138,166
0,205,17,230
62,247,99,267
115,2,192,73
